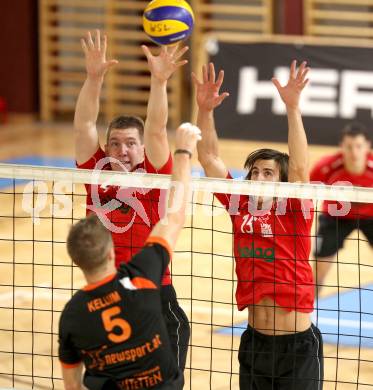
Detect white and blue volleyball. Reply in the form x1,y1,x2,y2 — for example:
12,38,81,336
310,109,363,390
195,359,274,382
143,0,195,45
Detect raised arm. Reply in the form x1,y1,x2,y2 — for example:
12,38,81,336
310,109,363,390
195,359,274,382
150,123,201,249
74,30,118,165
142,44,189,170
192,63,229,179
272,60,310,183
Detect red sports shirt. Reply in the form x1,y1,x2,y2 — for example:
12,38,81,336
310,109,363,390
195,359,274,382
77,148,172,285
310,152,373,219
215,174,314,313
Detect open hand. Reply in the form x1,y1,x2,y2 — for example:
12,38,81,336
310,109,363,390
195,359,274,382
81,30,118,79
272,60,309,109
192,63,229,112
142,44,189,82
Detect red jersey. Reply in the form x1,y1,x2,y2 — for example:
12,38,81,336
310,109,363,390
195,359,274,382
77,148,172,285
215,174,314,313
310,152,373,219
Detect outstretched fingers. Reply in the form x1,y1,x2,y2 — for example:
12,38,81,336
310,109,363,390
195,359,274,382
175,59,188,68
174,46,189,61
86,31,95,50
288,60,311,88
271,77,282,91
106,59,119,70
299,66,310,83
102,34,107,54
216,92,230,106
94,29,101,50
83,30,104,52
160,45,168,57
173,45,189,68
216,70,225,89
81,38,88,55
168,42,179,56
202,64,208,83
198,64,226,89
301,78,310,89
290,60,297,79
208,62,216,84
295,61,310,89
296,61,307,79
141,45,153,61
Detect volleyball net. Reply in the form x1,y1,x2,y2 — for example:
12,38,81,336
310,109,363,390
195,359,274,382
0,163,373,389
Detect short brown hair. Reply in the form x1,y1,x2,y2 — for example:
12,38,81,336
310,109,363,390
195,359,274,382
67,214,113,273
244,148,289,182
340,122,371,143
106,115,145,144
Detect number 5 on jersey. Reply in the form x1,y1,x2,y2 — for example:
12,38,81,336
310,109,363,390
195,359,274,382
101,306,132,343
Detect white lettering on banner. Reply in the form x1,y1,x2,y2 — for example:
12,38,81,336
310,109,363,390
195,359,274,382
237,67,281,114
237,67,373,119
340,70,373,118
299,68,339,117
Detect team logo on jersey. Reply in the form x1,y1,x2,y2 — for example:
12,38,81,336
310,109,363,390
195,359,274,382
260,222,273,237
82,345,108,371
240,213,273,237
256,214,273,237
237,243,274,262
88,157,151,233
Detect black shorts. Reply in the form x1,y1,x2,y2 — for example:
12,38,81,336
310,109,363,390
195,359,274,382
314,214,373,258
161,285,190,372
84,370,184,390
238,324,323,390
159,370,184,389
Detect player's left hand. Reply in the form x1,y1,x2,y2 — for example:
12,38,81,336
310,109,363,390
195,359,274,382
272,60,310,109
142,44,189,82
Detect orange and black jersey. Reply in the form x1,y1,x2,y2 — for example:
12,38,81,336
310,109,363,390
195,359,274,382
58,238,179,389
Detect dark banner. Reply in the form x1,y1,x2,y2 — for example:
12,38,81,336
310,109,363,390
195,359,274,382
209,41,373,145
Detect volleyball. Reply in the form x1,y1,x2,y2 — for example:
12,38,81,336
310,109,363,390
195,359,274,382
143,0,195,45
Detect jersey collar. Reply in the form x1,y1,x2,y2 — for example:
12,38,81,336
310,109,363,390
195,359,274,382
83,273,116,291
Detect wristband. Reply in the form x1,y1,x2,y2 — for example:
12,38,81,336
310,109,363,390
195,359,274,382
174,149,192,158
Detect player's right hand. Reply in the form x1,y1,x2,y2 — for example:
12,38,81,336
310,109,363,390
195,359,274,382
81,30,118,80
142,44,189,82
175,123,202,155
192,63,229,112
